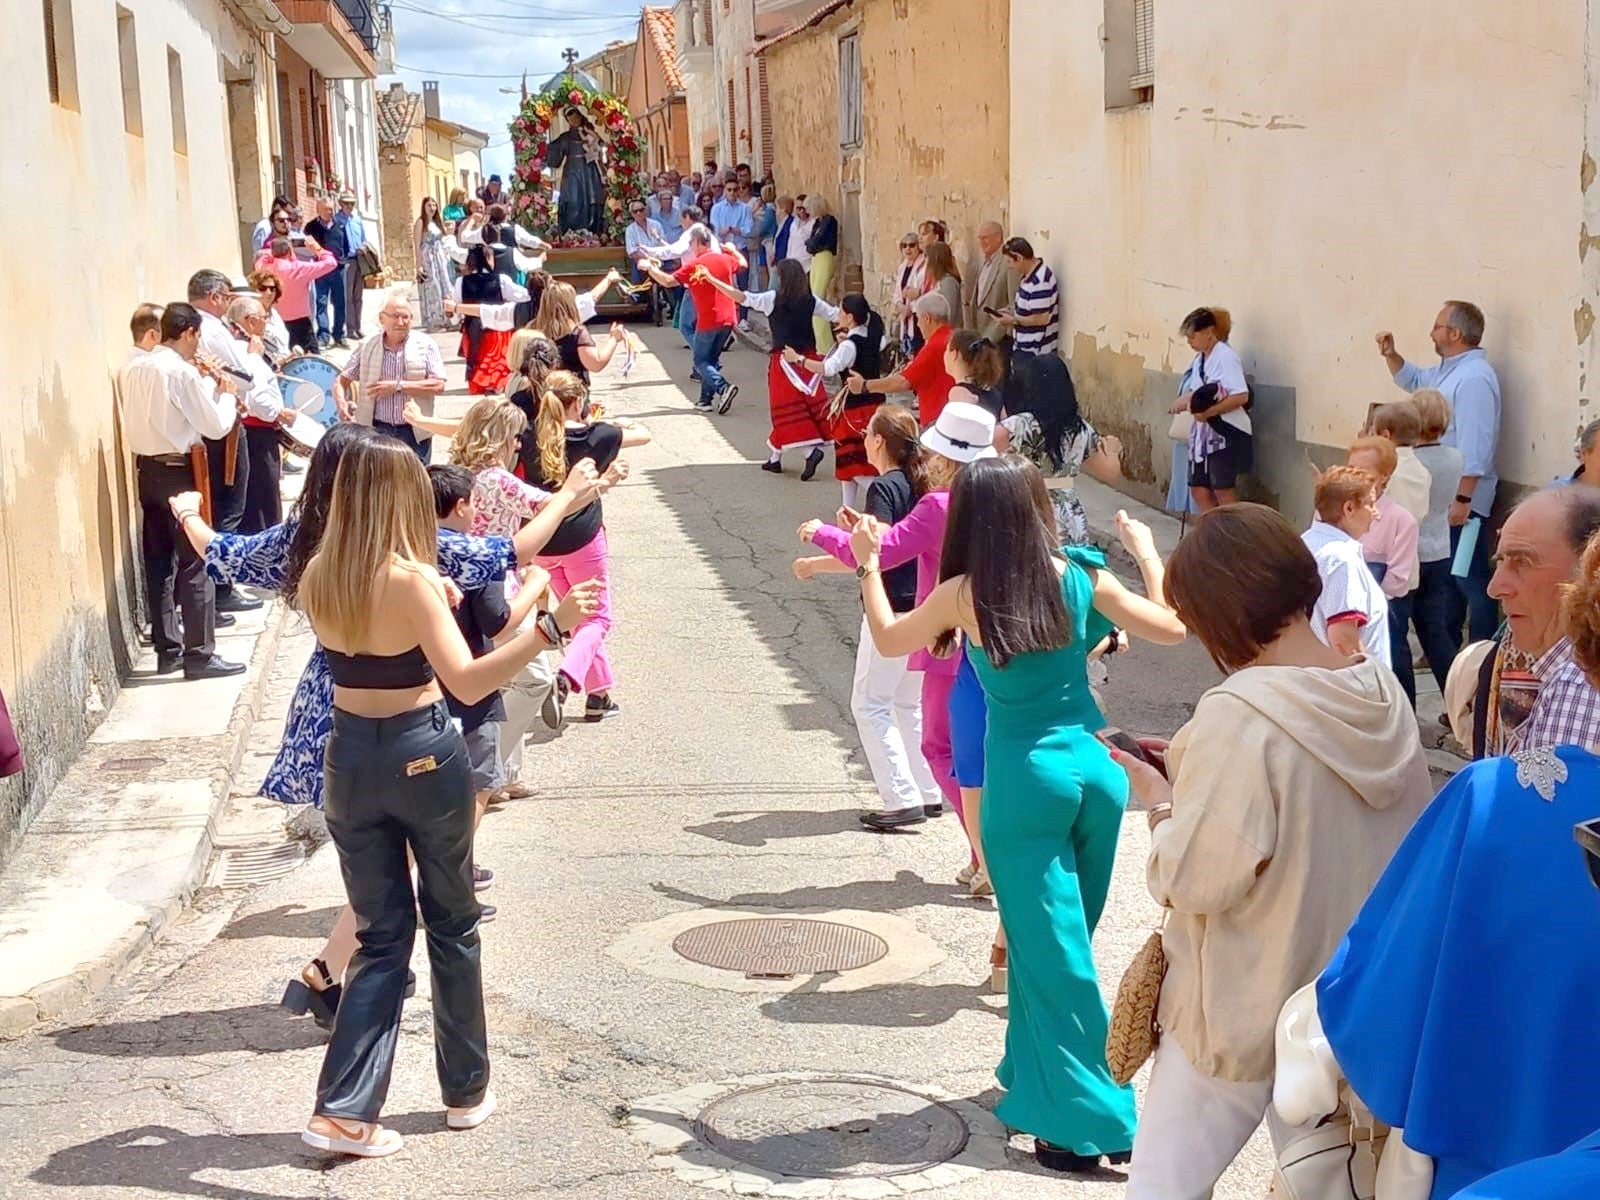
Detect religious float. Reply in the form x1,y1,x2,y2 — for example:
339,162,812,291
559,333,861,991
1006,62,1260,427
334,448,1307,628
509,65,655,321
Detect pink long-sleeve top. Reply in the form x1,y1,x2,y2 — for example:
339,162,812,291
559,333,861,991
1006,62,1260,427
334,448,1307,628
810,489,956,675
253,248,338,321
1358,493,1420,599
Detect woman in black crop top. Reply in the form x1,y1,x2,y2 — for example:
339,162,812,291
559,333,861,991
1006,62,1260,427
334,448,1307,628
291,436,600,1159
944,328,1007,418
531,281,629,386
527,370,652,722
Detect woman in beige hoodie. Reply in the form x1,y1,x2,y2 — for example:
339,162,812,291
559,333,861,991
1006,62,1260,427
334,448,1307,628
1112,503,1432,1200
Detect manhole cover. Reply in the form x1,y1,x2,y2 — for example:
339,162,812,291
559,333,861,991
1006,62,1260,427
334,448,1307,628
215,842,305,888
671,918,887,977
693,1078,970,1179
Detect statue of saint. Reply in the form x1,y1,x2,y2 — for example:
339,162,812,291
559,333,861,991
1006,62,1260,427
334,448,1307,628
546,106,608,235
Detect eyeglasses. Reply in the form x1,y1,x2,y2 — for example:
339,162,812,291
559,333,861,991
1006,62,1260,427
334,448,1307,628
900,242,918,250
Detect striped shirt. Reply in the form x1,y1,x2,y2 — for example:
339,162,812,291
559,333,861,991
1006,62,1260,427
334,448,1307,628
1012,261,1059,356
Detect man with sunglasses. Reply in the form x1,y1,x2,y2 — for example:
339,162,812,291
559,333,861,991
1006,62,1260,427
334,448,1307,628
624,201,665,287
251,196,293,254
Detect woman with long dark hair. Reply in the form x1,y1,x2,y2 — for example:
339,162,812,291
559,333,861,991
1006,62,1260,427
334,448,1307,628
783,293,886,507
704,258,841,479
922,242,963,334
414,197,452,331
454,244,530,396
851,454,1186,1172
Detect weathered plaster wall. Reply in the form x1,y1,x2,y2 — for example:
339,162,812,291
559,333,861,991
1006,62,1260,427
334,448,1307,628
765,0,1009,310
1014,0,1591,520
2,0,250,860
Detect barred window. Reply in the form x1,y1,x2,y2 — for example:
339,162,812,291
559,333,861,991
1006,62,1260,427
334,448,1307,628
1130,0,1154,90
838,33,862,149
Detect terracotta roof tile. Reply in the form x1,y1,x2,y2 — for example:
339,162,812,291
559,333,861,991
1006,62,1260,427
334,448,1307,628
642,6,683,91
376,87,421,146
754,0,854,55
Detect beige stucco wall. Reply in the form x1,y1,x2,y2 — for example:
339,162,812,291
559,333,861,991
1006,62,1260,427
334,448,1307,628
1013,0,1594,518
2,0,254,857
763,0,1009,311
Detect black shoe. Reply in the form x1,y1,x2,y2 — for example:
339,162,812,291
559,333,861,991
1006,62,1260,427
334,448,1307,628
585,694,621,722
693,400,713,410
761,459,783,474
473,866,494,893
801,447,826,482
1105,1150,1132,1166
1034,1140,1108,1174
717,383,739,414
216,591,264,613
282,458,305,475
479,903,498,923
334,338,350,349
215,612,236,629
184,655,246,681
154,653,183,676
860,809,927,832
690,369,702,382
282,965,417,1031
923,804,944,818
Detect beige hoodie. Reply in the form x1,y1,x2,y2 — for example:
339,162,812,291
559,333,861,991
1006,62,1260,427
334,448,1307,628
1150,658,1432,1082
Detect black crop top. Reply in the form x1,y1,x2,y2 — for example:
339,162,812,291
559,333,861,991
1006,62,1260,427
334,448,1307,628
324,645,435,689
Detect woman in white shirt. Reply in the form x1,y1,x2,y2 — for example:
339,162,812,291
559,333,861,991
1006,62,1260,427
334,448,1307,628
1168,307,1251,512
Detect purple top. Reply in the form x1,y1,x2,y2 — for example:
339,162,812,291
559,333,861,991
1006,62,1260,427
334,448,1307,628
810,489,956,676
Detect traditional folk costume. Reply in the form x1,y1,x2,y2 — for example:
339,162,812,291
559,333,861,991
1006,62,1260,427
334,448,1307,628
829,324,883,483
454,266,529,396
742,288,841,455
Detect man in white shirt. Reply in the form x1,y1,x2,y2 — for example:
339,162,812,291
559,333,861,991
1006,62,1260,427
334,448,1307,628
120,303,244,680
1302,465,1390,666
624,201,665,282
187,269,259,613
788,196,816,274
225,296,293,533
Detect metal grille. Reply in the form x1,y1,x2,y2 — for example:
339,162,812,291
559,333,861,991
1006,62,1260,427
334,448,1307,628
694,1079,970,1179
838,33,862,148
672,918,888,977
215,842,305,889
1130,0,1155,89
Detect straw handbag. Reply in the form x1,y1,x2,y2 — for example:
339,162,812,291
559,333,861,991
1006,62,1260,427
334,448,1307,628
1106,923,1167,1084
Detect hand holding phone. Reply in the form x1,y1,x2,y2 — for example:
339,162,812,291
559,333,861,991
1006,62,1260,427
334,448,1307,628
1096,727,1168,779
981,305,1004,318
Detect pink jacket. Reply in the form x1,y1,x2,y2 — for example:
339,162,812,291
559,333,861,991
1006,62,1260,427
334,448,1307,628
253,248,338,321
1359,493,1420,599
810,490,956,675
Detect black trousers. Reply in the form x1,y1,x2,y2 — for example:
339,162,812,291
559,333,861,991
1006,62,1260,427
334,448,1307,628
205,432,249,602
372,419,432,464
241,423,282,534
136,456,214,662
316,701,488,1121
345,259,365,339
285,316,319,355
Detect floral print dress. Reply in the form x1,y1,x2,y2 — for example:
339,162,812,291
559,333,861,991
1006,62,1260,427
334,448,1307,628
417,220,453,330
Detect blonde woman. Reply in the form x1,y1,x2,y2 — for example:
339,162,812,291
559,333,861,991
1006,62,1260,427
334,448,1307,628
527,371,651,721
293,435,599,1157
805,194,840,350
531,282,627,386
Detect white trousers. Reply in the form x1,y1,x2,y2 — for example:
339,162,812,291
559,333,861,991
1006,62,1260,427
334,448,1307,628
851,615,940,813
501,647,558,781
840,478,870,509
1125,1041,1312,1200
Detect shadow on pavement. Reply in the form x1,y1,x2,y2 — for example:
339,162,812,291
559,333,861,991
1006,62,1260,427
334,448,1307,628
217,904,343,941
30,1124,321,1200
684,808,866,846
52,1004,326,1058
650,869,987,913
759,980,1005,1029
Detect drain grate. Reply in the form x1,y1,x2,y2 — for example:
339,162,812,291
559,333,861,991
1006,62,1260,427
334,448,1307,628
102,756,164,772
693,1078,971,1179
671,918,887,978
214,842,305,889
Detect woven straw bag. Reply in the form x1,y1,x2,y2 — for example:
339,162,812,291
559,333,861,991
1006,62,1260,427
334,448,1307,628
1106,925,1167,1085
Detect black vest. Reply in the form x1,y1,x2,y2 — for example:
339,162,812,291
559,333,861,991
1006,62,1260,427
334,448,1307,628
769,294,818,355
849,329,882,380
459,270,501,304
481,224,517,278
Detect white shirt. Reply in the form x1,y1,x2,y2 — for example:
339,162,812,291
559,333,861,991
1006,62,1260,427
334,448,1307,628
648,226,720,260
472,293,598,332
452,275,530,305
821,325,866,376
460,222,546,253
198,309,248,377
1302,520,1391,666
235,342,284,423
743,291,841,323
625,218,665,260
788,216,816,271
1179,339,1252,435
119,345,237,456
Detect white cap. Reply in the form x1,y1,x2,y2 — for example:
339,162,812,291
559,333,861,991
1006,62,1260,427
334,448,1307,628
921,401,998,463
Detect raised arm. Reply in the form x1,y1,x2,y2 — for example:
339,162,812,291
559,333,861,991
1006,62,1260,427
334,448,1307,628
510,461,601,563
853,518,966,659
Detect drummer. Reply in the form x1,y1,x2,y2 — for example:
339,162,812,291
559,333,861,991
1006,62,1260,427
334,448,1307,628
332,292,447,462
225,296,295,533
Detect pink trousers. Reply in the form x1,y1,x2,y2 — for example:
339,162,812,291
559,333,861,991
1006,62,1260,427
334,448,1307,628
919,671,962,818
534,526,614,694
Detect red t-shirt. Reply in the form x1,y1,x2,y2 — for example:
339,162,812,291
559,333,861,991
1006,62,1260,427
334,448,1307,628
902,323,955,426
675,251,740,331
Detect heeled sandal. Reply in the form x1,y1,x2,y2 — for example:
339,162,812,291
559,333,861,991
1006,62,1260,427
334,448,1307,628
281,960,418,1031
302,1115,404,1158
989,945,1008,994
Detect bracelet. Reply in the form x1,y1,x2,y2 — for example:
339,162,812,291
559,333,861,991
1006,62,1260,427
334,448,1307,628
1146,802,1173,821
178,511,202,526
1454,494,1474,506
1137,554,1161,566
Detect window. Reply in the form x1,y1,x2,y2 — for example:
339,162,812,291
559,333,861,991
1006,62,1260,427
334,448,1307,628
1131,0,1155,90
1103,0,1153,108
166,47,186,154
115,5,141,135
725,77,735,160
42,0,79,109
757,56,774,178
838,33,862,148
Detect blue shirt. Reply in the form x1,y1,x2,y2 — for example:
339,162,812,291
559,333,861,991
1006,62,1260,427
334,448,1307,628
335,210,365,258
1394,347,1501,514
710,196,753,240
647,195,682,227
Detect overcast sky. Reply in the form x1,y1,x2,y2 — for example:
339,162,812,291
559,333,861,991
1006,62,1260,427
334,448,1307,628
383,0,644,181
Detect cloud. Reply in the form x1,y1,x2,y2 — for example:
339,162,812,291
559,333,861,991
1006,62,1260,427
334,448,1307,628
383,1,642,178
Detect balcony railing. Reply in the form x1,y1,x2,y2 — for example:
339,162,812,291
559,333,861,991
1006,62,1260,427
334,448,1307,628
335,0,383,53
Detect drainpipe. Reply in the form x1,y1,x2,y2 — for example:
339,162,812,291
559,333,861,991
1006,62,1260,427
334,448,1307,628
235,0,292,36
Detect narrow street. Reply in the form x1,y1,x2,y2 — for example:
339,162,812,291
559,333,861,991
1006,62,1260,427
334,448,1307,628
0,326,1260,1200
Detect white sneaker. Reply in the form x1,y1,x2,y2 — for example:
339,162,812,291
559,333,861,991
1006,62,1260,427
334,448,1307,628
447,1091,497,1130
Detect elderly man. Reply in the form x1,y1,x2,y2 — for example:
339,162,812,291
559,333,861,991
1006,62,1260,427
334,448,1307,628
336,192,368,341
641,231,748,412
647,181,682,229
966,221,1013,343
120,303,242,680
303,198,349,348
333,294,447,462
226,295,293,533
848,293,955,427
1461,486,1600,757
1378,300,1502,640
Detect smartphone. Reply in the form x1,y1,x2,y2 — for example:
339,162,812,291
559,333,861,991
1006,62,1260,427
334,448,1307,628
982,305,1005,318
1096,727,1167,778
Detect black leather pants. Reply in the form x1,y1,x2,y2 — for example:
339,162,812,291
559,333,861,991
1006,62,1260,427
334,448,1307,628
315,701,489,1121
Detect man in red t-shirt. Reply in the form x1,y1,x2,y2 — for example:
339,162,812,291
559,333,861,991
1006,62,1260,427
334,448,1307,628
644,230,747,412
846,292,955,426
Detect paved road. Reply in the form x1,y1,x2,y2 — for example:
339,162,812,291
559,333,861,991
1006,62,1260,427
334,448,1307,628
0,326,1266,1198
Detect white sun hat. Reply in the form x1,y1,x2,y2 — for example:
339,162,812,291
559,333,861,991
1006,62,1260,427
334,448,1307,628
920,400,998,463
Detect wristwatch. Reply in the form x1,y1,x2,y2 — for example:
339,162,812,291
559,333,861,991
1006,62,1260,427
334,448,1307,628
1454,493,1474,506
535,609,566,648
856,563,879,580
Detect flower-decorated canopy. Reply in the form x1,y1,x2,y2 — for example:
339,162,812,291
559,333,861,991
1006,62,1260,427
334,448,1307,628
509,76,645,248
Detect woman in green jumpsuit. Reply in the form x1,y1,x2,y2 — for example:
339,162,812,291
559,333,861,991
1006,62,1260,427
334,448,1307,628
851,453,1187,1171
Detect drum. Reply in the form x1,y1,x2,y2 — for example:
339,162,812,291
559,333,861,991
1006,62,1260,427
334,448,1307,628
277,355,341,426
276,375,323,416
279,410,326,457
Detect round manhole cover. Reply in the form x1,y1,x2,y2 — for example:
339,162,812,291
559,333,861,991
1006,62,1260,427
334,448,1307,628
693,1078,971,1179
671,918,887,977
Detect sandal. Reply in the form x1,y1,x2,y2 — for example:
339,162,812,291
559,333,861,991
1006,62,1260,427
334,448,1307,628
447,1090,497,1130
281,959,341,1031
989,944,1008,995
302,1115,404,1158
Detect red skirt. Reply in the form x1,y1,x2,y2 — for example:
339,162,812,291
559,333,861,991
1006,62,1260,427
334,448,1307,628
767,355,831,452
831,395,882,481
468,328,513,395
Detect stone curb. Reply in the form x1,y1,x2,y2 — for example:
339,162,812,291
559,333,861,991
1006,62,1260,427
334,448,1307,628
0,596,293,1039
